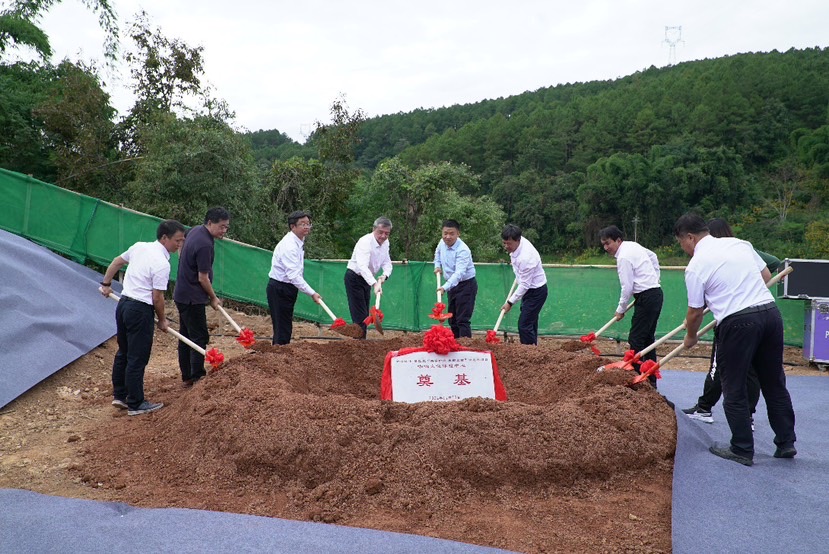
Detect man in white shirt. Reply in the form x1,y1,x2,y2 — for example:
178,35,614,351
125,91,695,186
600,225,664,388
99,219,186,416
267,211,321,345
345,217,393,338
675,213,796,466
435,219,477,338
501,224,548,345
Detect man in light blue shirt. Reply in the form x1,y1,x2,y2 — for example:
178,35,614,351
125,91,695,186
435,219,478,338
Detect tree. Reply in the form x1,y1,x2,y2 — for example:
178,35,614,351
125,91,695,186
33,60,119,198
363,159,504,260
0,0,118,62
123,113,258,239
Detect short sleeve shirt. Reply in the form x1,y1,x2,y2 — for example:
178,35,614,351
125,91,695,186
173,225,215,305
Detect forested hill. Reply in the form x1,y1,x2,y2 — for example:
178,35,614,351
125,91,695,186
247,47,829,259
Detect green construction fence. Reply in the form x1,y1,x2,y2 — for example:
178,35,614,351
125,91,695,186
0,167,807,345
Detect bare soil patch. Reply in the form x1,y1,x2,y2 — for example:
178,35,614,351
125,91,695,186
0,306,820,553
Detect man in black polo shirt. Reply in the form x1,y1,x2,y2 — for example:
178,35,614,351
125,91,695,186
174,207,230,386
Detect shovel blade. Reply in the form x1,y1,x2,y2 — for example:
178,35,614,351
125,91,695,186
331,323,364,339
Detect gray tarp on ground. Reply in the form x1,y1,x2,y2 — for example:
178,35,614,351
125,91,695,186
0,489,512,553
0,228,121,409
661,369,829,553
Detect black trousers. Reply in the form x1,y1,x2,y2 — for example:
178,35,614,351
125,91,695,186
344,269,370,338
629,287,663,388
697,325,761,413
717,304,796,459
112,297,155,409
518,284,548,345
176,302,209,382
448,277,478,338
266,278,298,345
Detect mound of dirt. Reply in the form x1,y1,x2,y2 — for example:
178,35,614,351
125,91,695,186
77,335,675,553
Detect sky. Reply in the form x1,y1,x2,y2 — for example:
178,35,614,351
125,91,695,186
17,0,829,142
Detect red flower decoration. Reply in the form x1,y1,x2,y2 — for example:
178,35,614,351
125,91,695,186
579,332,601,355
485,330,501,344
601,349,641,371
363,307,384,326
205,347,225,370
427,302,452,322
632,360,662,384
331,318,346,329
423,325,462,355
235,328,256,349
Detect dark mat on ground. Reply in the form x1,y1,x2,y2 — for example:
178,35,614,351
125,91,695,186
0,229,121,409
0,488,512,553
659,369,829,553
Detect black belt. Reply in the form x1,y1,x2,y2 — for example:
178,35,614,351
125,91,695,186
729,301,776,318
121,295,140,303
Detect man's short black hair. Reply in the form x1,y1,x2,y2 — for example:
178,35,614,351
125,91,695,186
674,213,709,236
288,210,312,228
501,224,522,241
157,219,186,240
599,225,624,242
205,207,231,224
442,219,460,231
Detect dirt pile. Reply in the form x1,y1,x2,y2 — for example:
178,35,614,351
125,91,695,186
77,336,676,553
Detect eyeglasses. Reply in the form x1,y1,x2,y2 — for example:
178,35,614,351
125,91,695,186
297,223,313,229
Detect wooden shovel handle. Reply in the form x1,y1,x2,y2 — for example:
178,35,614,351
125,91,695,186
659,319,717,369
317,298,338,322
492,278,519,333
375,292,382,310
594,300,635,338
101,289,206,355
636,266,792,359
436,271,442,304
215,304,242,334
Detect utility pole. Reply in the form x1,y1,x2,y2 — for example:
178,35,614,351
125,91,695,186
632,216,640,243
663,26,684,66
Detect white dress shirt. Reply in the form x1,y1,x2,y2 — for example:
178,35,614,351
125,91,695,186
614,241,661,314
434,238,476,292
269,231,316,296
685,235,773,322
508,237,547,304
347,233,392,286
120,241,172,305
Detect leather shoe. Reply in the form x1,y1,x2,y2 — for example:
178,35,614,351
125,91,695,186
774,445,797,459
709,445,753,466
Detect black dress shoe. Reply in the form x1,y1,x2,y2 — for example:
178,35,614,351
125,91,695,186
709,445,754,466
774,445,797,458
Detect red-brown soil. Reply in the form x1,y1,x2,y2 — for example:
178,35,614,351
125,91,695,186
0,306,819,553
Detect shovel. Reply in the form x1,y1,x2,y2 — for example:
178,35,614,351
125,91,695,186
363,290,385,335
101,289,225,370
429,271,452,324
630,318,717,385
598,266,793,373
580,300,635,356
486,278,519,344
215,304,256,348
318,298,364,338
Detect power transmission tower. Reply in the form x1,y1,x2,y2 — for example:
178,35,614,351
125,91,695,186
663,26,684,66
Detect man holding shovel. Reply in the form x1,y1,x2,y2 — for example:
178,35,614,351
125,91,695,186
434,219,477,338
267,211,321,345
345,217,393,338
174,207,230,386
675,213,796,466
501,224,547,345
599,225,663,388
99,219,186,416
